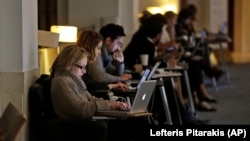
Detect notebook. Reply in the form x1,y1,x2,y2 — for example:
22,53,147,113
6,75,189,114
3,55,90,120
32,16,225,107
146,61,161,80
127,68,151,90
96,80,157,116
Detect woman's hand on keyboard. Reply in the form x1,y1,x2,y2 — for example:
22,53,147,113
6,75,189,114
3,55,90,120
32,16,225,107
110,101,131,111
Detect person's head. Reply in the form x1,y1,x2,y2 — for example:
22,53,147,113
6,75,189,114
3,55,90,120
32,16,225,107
177,9,192,25
186,4,197,21
77,30,103,62
140,13,166,27
99,23,126,53
51,45,90,79
139,10,152,26
164,11,177,27
140,15,165,45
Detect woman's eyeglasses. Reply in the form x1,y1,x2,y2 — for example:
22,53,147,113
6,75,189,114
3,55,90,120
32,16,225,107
74,64,88,71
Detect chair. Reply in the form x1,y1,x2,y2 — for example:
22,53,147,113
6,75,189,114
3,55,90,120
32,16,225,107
0,102,26,141
28,74,108,141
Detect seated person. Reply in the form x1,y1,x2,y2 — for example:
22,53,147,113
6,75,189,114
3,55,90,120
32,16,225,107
50,45,148,141
175,7,218,111
124,14,190,124
87,23,132,84
123,14,167,73
76,29,129,95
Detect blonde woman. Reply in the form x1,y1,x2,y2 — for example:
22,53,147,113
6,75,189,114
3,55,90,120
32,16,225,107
50,45,146,141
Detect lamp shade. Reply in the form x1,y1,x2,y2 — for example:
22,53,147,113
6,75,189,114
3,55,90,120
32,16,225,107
38,30,59,48
50,25,78,43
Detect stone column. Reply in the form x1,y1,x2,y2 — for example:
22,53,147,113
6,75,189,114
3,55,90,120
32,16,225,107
0,0,39,141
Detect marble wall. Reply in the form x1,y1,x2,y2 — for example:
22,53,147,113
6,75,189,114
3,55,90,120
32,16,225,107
0,68,39,141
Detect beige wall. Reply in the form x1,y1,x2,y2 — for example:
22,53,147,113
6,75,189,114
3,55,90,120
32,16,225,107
231,0,250,63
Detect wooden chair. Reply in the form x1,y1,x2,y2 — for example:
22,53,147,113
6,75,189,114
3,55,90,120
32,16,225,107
0,102,26,141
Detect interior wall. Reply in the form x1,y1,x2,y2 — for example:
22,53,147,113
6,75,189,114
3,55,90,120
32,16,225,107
139,0,180,13
241,0,250,52
67,0,118,31
227,0,250,63
187,0,228,33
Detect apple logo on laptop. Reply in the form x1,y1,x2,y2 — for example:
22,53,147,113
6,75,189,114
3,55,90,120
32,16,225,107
142,93,147,100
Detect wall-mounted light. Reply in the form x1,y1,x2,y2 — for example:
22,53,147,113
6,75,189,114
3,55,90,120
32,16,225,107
145,0,179,15
146,6,165,14
162,4,178,14
50,25,78,43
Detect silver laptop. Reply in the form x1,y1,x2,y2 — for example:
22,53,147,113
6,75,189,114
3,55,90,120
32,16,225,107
127,68,151,90
190,29,207,56
219,22,227,34
146,61,161,80
96,80,157,115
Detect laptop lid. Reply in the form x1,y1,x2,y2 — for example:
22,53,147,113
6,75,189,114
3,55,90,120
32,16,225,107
136,69,151,89
146,61,161,80
96,80,157,115
191,29,207,56
220,22,227,34
129,80,157,114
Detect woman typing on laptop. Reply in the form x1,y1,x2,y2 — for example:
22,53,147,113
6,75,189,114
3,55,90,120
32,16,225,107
50,45,148,141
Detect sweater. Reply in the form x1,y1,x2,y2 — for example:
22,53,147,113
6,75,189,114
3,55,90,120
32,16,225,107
50,70,110,120
87,45,124,84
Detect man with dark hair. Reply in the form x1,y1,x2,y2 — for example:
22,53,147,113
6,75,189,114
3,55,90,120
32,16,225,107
123,14,166,72
88,23,132,84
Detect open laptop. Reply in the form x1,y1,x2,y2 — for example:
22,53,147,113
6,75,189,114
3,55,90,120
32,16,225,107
96,80,157,116
146,61,161,80
219,22,227,34
127,68,150,90
190,29,207,56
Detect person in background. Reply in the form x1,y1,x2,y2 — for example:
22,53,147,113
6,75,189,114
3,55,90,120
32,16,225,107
176,5,219,111
157,11,187,107
87,23,132,84
76,30,128,95
123,13,166,73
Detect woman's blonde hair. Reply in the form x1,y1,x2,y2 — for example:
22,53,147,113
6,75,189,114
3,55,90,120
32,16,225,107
51,45,90,77
76,30,103,62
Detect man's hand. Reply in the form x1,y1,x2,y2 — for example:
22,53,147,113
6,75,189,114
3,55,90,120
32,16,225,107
113,50,124,63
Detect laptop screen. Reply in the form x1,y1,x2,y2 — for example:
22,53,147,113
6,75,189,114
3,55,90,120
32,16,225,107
146,61,161,80
137,69,150,89
220,22,227,34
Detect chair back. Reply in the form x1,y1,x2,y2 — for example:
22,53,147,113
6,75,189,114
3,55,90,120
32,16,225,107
28,74,57,119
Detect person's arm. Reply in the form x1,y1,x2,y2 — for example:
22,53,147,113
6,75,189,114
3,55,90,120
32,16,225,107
109,60,125,76
88,56,122,83
51,77,110,119
82,74,109,93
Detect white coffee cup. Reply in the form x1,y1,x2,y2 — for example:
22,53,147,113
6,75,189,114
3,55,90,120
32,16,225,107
140,54,149,66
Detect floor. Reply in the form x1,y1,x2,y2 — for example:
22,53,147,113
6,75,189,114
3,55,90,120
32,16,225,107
196,51,250,124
